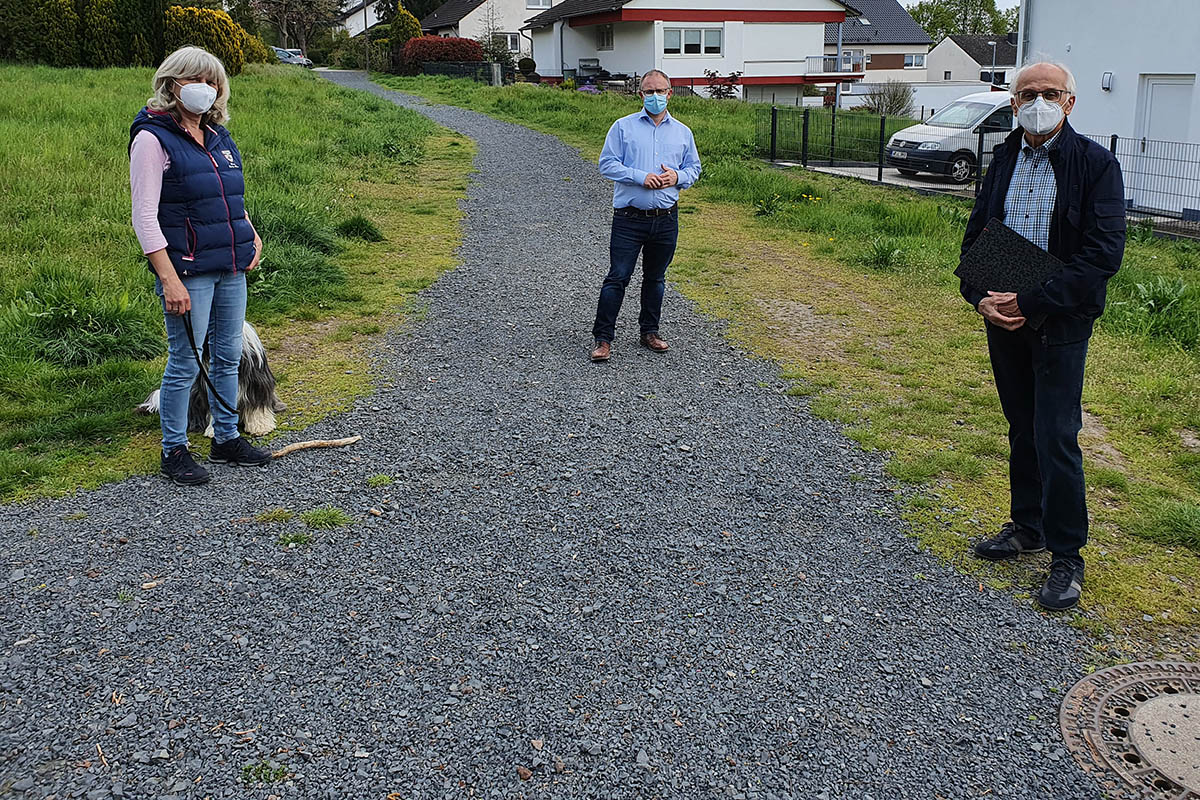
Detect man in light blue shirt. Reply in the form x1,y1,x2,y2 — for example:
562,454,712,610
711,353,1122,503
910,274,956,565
590,69,702,362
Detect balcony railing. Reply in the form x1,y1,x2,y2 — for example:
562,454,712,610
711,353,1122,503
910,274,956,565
805,55,862,74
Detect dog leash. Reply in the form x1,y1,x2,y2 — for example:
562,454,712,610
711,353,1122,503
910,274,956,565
182,310,240,415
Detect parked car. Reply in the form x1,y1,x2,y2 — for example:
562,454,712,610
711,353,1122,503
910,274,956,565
272,46,313,68
885,91,1013,183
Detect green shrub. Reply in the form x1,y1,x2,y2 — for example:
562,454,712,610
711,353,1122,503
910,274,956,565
164,5,245,75
1,0,164,67
240,29,273,63
387,8,421,71
336,214,385,242
862,236,906,271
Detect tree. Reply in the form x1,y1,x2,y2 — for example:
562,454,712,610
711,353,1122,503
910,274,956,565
374,0,397,25
906,0,1009,43
252,0,339,51
401,0,441,23
860,79,916,117
473,0,514,70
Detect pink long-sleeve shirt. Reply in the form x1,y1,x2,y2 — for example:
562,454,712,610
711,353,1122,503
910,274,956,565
129,130,252,256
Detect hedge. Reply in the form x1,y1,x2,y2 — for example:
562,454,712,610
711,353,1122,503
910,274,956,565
0,0,261,72
401,35,482,74
163,5,244,75
240,28,274,64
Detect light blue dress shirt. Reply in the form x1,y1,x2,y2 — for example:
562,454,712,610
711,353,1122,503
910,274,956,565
598,109,702,210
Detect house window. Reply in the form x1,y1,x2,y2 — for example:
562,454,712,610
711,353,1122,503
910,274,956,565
703,29,721,54
494,32,520,52
840,48,864,71
904,53,925,68
944,70,952,80
526,0,550,7
664,29,681,54
664,27,721,56
596,24,613,51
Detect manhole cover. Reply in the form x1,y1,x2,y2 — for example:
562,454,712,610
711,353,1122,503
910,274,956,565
1061,662,1200,799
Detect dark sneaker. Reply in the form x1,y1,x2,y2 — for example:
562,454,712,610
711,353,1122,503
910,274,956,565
161,446,210,486
972,521,1046,561
1037,559,1084,611
209,436,271,466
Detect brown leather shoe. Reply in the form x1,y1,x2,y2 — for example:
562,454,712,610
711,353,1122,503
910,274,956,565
590,340,611,362
640,332,669,352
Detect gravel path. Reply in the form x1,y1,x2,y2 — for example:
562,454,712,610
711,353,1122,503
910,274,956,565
0,72,1104,800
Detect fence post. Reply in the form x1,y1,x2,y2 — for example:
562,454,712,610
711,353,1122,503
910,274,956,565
1109,133,1118,154
877,114,886,182
974,126,985,197
769,106,778,161
801,108,810,167
829,104,837,167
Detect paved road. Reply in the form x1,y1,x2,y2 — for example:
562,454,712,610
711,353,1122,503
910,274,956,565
0,73,1102,800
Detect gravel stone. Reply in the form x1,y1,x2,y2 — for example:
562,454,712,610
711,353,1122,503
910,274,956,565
0,71,1104,800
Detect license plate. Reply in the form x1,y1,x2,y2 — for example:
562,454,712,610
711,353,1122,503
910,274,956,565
891,150,907,159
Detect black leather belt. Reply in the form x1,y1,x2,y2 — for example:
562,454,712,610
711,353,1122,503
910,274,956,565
614,204,678,218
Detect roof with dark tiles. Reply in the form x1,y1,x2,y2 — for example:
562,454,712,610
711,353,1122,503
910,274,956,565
823,0,931,45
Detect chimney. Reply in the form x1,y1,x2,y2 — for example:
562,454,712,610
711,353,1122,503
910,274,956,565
1006,31,1018,46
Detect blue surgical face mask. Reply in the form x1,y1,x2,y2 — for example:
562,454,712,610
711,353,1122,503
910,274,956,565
643,91,668,115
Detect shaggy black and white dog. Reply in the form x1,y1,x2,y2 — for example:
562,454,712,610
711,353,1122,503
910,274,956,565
137,321,285,437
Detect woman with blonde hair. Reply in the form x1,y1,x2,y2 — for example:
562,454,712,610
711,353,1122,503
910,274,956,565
130,45,269,485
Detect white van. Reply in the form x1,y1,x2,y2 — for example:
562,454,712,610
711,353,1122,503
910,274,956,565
885,91,1014,183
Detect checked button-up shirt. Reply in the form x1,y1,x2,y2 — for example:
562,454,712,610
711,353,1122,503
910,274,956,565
1003,129,1061,251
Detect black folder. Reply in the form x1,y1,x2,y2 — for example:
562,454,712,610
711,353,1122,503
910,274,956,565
956,217,1063,295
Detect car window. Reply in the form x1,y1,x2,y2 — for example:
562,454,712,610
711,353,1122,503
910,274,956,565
982,107,1012,131
925,101,995,129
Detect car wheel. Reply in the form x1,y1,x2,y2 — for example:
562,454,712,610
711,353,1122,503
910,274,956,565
948,153,975,184
897,168,919,177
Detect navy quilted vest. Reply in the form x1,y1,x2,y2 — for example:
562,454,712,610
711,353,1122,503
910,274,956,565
129,107,256,276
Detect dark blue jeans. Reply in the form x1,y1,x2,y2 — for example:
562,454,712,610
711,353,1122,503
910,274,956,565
986,322,1090,564
592,211,679,343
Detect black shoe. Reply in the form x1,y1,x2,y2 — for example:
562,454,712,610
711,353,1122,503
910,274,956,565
972,521,1046,561
1037,559,1084,611
161,446,210,486
209,436,271,466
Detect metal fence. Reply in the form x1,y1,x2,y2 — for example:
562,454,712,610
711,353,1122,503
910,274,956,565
758,105,1200,236
420,61,513,84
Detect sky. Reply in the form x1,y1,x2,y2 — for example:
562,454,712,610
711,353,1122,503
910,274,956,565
995,0,1020,10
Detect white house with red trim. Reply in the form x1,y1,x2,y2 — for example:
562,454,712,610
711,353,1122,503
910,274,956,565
521,0,865,101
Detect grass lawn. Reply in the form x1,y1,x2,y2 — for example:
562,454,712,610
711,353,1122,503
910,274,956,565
379,75,1200,658
0,65,472,501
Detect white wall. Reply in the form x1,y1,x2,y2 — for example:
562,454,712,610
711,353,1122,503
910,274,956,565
840,80,995,115
1019,0,1200,142
926,38,979,82
741,22,825,78
455,0,543,56
340,1,385,37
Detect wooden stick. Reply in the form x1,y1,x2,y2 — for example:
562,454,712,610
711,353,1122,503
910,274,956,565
271,435,362,459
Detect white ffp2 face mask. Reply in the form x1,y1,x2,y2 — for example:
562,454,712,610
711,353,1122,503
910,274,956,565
177,81,217,115
1017,96,1064,136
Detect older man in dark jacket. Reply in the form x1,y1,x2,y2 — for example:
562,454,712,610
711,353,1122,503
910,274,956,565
960,60,1126,611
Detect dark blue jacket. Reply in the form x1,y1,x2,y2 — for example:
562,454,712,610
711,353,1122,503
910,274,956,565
129,108,256,276
960,119,1126,344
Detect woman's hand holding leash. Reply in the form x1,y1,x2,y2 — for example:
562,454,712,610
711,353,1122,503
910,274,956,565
163,279,191,315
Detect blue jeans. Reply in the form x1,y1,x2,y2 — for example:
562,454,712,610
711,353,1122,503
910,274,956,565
986,322,1090,563
592,211,679,343
156,271,246,454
